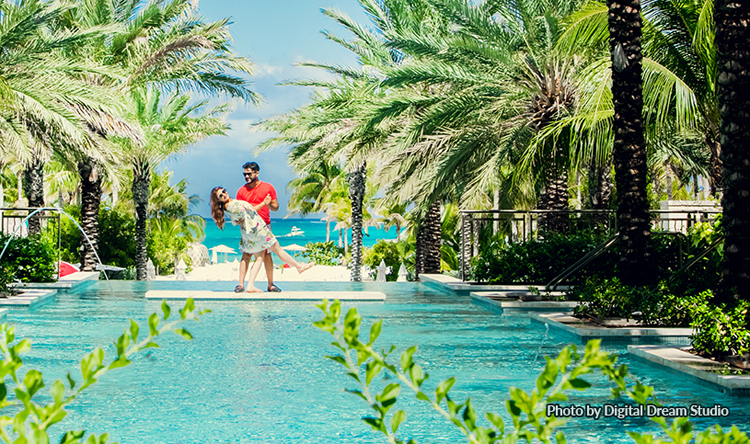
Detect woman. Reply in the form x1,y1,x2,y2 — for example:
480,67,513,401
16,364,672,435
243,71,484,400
210,186,313,292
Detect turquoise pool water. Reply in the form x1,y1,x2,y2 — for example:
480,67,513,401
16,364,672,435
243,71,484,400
8,282,750,443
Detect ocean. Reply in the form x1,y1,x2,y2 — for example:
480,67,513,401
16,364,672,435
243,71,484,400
201,217,397,263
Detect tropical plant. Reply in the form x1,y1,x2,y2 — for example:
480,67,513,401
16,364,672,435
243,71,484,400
0,299,206,443
0,233,56,283
314,299,749,444
122,89,226,280
55,0,258,273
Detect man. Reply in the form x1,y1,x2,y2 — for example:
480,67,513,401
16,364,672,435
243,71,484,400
236,161,281,292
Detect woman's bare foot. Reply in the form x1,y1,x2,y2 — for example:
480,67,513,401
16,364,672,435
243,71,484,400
296,262,314,274
246,287,263,293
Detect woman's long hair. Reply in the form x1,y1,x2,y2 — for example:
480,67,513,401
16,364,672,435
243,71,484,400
210,186,226,230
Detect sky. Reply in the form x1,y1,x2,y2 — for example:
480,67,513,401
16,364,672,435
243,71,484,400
162,0,371,219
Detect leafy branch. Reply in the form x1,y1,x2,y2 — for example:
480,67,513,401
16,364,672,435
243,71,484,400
315,299,748,444
0,298,209,444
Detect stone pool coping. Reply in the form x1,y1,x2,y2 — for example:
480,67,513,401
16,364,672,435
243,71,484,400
470,292,578,313
0,289,56,309
531,312,693,343
145,290,386,301
628,345,750,396
419,274,572,294
11,271,99,291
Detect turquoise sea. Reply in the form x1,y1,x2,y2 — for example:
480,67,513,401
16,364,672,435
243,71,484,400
201,217,397,263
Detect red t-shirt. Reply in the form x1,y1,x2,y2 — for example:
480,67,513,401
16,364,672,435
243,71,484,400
236,181,277,225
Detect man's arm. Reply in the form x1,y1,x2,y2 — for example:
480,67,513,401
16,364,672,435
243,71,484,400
268,198,279,212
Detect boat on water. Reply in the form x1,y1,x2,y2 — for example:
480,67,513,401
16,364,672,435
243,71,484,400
279,226,305,237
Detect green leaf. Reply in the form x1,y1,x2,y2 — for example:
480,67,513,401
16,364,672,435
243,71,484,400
148,313,159,337
486,412,505,434
391,410,406,433
362,416,382,431
415,391,430,401
401,346,417,371
567,378,591,390
179,298,196,320
51,379,65,404
60,430,86,444
368,320,382,345
161,300,171,321
144,342,160,349
129,320,139,344
326,356,347,366
378,383,400,403
65,373,76,390
172,328,194,340
108,358,131,370
23,369,45,396
435,377,456,404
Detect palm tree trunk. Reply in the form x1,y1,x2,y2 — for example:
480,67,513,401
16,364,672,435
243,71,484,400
416,201,441,276
539,162,569,234
348,163,366,282
23,158,45,235
588,163,614,231
133,164,151,281
607,0,652,285
715,0,750,302
326,221,331,242
78,160,102,271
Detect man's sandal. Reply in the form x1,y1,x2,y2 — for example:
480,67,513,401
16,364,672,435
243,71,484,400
267,285,282,292
234,285,244,293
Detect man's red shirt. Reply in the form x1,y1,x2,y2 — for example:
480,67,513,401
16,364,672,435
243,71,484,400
236,181,277,225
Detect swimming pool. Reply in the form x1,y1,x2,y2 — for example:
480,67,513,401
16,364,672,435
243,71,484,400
9,281,750,443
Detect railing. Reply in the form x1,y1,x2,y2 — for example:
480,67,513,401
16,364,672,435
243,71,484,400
459,209,722,282
1,207,63,277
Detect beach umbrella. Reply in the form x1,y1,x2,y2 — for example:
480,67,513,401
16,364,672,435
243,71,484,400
210,245,237,263
282,244,307,257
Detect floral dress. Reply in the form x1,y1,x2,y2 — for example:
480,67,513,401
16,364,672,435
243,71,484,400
225,200,277,254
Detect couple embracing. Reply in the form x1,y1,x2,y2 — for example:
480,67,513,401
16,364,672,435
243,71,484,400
210,162,313,293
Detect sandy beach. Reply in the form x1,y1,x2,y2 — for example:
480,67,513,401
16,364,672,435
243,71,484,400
156,262,351,282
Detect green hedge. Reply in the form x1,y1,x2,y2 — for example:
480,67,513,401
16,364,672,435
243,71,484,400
0,234,56,287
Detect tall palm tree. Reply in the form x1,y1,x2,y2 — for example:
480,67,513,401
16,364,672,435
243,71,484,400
285,155,344,242
124,88,228,280
714,0,750,301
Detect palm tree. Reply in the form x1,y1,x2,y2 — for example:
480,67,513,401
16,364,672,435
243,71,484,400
714,0,750,301
57,0,258,272
0,0,130,236
124,89,228,280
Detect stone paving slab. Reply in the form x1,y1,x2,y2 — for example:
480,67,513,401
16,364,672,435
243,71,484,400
12,272,99,291
471,292,578,313
531,312,692,344
629,345,750,396
145,290,386,301
0,289,56,309
419,274,572,294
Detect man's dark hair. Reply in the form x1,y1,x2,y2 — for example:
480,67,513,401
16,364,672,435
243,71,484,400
243,162,260,172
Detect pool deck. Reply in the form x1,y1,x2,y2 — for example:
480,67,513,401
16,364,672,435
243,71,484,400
145,290,387,301
471,292,578,313
532,312,692,344
419,274,572,294
629,345,750,396
0,289,56,309
10,272,99,291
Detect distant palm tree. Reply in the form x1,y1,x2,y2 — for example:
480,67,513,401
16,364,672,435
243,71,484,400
124,89,227,280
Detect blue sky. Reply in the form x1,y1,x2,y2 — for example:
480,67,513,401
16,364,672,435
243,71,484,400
163,0,371,219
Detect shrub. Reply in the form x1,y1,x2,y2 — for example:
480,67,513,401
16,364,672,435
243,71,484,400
691,299,750,359
571,277,712,327
0,233,56,283
470,232,616,284
362,240,402,281
302,241,345,266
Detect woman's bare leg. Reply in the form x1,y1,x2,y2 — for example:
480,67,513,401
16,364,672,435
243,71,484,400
245,252,265,292
269,243,314,273
238,253,253,289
